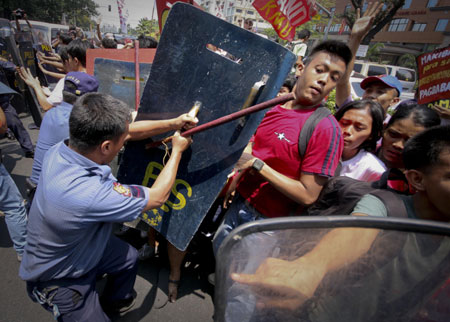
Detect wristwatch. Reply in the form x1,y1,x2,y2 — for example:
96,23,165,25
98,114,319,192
252,158,265,172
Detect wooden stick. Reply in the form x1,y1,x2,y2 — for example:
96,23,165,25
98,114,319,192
145,93,295,149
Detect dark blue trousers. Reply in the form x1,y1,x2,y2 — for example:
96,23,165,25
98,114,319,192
1,102,34,153
26,235,139,322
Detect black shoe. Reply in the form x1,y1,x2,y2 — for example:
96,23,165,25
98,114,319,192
25,150,34,158
6,130,15,140
101,294,136,314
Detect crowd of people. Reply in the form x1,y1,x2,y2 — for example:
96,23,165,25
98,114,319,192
0,2,449,321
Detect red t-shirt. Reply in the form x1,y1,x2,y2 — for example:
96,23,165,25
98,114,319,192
237,104,343,218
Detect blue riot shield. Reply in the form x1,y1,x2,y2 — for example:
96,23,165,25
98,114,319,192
215,216,450,322
93,58,152,110
117,2,296,251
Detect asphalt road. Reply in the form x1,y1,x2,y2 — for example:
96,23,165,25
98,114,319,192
0,112,215,322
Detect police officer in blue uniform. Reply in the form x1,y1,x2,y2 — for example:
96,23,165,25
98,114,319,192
0,82,28,262
0,59,34,157
19,92,195,321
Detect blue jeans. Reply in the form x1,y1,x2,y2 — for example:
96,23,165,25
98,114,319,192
212,194,266,256
1,102,34,154
0,163,27,256
213,194,279,322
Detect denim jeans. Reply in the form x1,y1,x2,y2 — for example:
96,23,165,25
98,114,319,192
1,102,34,154
213,194,279,322
212,194,266,256
0,163,28,255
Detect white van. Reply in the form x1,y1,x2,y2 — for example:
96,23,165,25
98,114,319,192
352,60,416,93
352,60,388,78
386,65,416,94
12,20,69,47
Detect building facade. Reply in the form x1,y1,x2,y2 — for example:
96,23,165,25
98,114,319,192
311,0,450,63
199,0,271,31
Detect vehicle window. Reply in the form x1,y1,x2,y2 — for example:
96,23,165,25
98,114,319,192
22,24,50,45
0,26,12,37
368,65,387,76
387,66,392,74
396,69,415,82
353,63,362,73
51,28,60,39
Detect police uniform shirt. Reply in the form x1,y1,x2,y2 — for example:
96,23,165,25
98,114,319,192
19,141,149,282
30,101,73,184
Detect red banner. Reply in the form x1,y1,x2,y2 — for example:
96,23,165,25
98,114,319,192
253,0,316,41
156,0,202,33
417,46,450,105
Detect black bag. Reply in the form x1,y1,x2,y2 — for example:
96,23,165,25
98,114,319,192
304,175,408,218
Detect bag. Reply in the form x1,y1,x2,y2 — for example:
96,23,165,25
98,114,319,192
304,175,408,218
298,106,331,158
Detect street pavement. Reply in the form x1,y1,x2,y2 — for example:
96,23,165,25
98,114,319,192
0,112,215,322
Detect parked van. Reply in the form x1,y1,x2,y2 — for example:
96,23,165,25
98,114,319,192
12,20,69,46
352,60,416,93
386,65,416,93
353,60,388,78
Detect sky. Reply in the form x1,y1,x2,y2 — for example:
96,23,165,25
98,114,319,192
94,0,157,29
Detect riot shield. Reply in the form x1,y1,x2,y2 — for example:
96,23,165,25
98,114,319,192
215,216,450,322
12,31,43,126
0,20,27,114
35,42,59,85
87,48,156,110
117,3,296,251
94,58,152,110
15,31,36,76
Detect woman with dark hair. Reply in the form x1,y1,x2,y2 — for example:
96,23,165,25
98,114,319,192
375,101,441,193
335,99,386,181
378,102,441,170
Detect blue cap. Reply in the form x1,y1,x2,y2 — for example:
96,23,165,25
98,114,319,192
361,75,402,97
64,72,99,96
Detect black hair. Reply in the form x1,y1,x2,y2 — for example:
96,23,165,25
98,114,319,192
297,29,311,40
69,93,132,153
282,75,296,92
59,32,72,45
58,46,69,63
66,38,93,67
335,99,385,152
403,125,450,172
306,40,352,67
102,38,117,49
62,90,78,105
138,35,158,49
386,101,440,130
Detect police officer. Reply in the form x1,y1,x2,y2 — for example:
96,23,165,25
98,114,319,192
0,82,28,262
0,58,34,157
19,93,194,321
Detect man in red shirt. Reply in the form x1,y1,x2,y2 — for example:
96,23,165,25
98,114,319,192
213,40,352,255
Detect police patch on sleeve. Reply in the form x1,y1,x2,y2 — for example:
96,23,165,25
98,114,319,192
113,182,131,197
113,182,146,198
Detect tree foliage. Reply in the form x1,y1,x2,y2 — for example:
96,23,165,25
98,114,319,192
398,53,417,69
135,18,152,35
1,0,99,29
343,0,405,45
135,18,159,36
366,43,385,63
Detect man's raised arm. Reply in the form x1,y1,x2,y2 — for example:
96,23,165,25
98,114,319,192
335,2,382,107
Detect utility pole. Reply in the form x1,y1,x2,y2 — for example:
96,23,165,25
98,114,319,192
315,2,334,40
